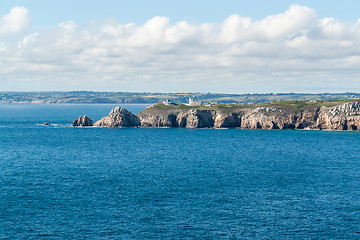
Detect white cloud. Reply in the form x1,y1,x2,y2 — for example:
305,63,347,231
1,5,360,93
0,6,31,35
254,5,317,39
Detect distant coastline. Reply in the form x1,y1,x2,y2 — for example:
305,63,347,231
1,91,360,104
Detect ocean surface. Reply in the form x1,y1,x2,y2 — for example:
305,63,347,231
1,103,360,239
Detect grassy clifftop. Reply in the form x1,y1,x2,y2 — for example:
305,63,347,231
140,100,358,115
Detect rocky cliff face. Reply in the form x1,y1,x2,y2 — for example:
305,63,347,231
176,110,215,128
241,108,320,130
137,105,321,129
90,101,360,130
94,107,141,127
73,115,93,127
317,102,360,130
139,109,218,128
214,112,242,128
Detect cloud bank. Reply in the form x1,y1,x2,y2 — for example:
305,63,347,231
1,5,360,92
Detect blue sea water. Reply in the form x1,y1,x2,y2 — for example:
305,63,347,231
1,104,360,239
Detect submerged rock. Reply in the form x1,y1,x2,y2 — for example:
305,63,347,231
73,115,93,127
94,107,141,127
43,122,51,125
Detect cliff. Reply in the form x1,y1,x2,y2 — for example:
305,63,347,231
89,100,360,130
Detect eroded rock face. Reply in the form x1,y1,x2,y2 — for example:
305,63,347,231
140,115,174,127
138,107,318,129
72,115,93,127
240,110,319,130
214,113,241,128
241,113,280,129
317,102,360,130
94,107,140,127
179,109,214,128
139,109,216,128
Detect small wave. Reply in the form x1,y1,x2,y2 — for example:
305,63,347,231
299,128,320,131
72,125,99,128
35,123,52,127
35,123,70,128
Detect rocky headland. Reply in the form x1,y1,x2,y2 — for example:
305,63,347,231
75,100,360,130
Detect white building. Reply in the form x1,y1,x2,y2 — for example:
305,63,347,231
163,99,171,105
186,97,201,106
188,97,194,106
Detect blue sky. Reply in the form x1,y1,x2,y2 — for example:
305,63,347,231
2,0,360,27
1,1,360,93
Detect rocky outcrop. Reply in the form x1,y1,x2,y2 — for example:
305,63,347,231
139,115,175,127
94,107,140,127
87,101,360,130
317,102,360,130
241,109,320,130
72,115,93,127
176,110,215,128
139,109,217,128
214,113,241,128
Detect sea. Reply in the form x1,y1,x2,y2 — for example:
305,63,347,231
1,103,360,239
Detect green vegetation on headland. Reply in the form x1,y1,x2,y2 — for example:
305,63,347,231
147,99,357,114
1,91,360,104
255,99,354,112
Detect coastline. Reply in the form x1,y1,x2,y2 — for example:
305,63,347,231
74,100,360,131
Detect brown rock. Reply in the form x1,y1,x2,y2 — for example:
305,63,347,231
94,107,140,127
214,113,241,128
317,102,360,130
73,115,93,127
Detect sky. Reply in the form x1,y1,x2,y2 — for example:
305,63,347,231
1,0,360,93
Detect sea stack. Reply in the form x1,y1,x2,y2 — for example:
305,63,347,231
73,115,93,127
94,107,141,127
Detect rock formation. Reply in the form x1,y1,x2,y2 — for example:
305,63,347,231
85,101,360,130
138,108,217,128
317,102,360,130
214,113,241,128
94,107,141,127
72,115,93,127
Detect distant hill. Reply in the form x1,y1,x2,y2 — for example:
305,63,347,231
1,91,360,104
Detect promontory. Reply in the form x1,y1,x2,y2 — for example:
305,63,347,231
75,100,360,130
